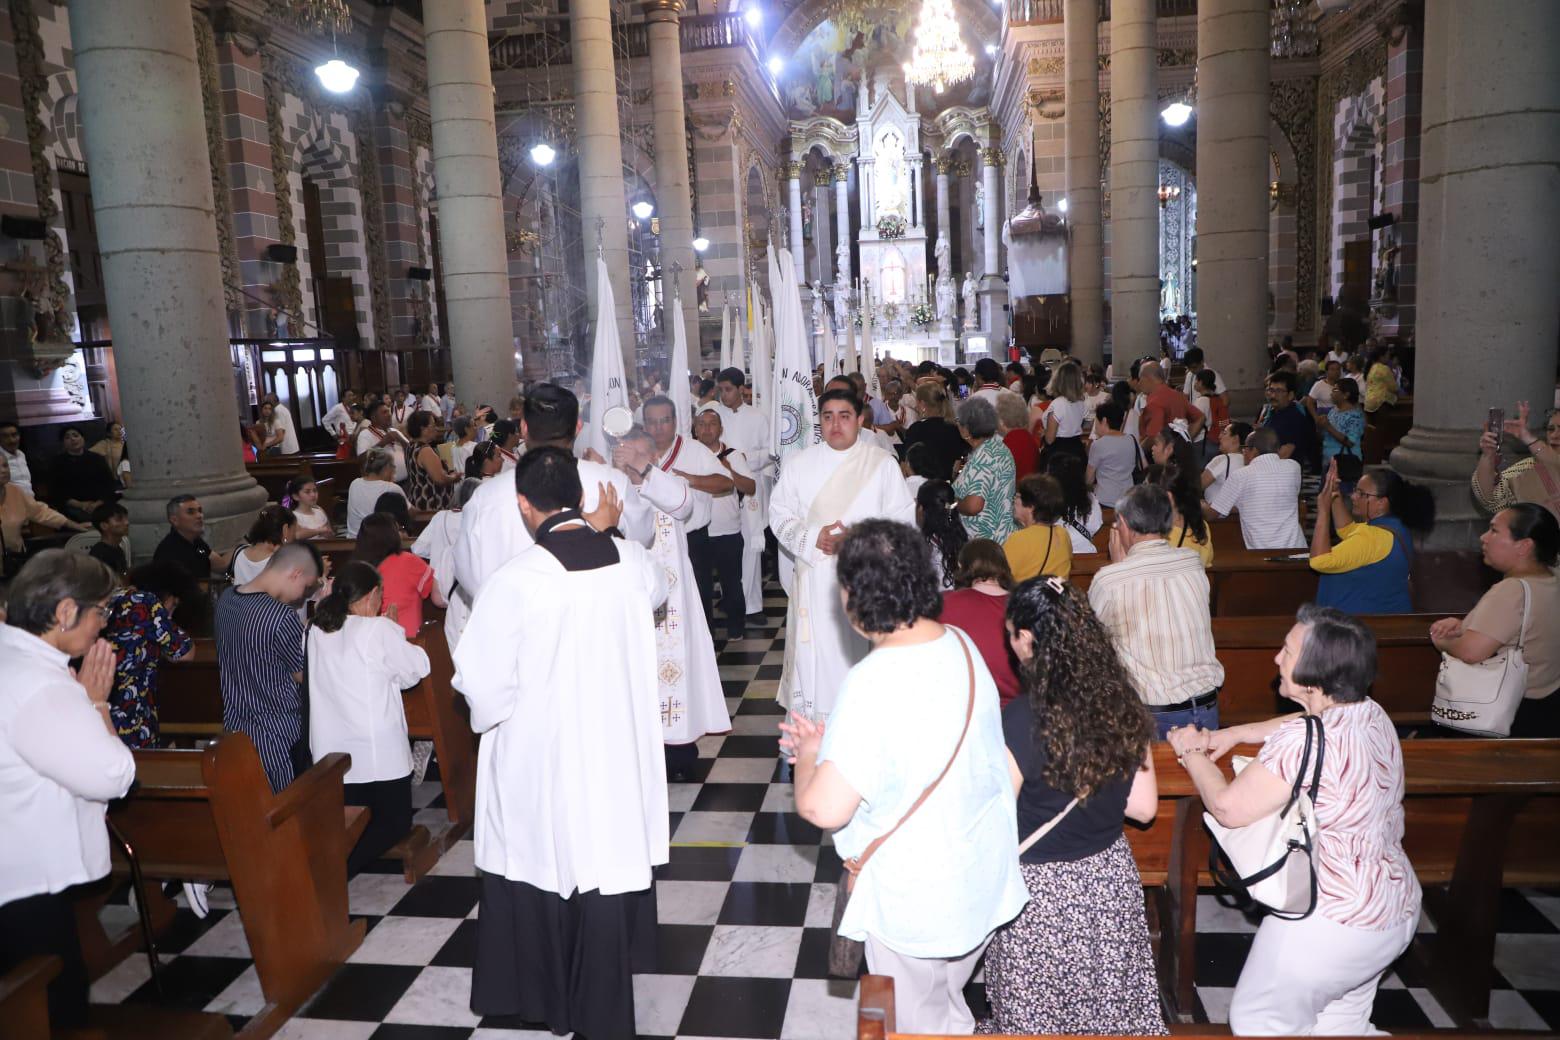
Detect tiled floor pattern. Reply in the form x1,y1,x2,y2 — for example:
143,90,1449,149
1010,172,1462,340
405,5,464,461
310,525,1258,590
92,590,1560,1038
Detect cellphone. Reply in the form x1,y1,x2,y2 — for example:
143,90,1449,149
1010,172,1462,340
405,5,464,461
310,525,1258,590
956,385,970,399
1488,407,1504,466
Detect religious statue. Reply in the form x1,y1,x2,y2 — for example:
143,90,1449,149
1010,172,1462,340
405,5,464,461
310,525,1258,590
811,284,827,332
835,240,850,290
801,196,814,241
934,236,951,280
935,273,956,324
1373,239,1400,300
961,272,978,331
874,131,906,218
974,183,986,230
695,263,710,314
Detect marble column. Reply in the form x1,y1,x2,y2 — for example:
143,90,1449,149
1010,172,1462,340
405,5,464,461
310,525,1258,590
833,164,852,287
1109,0,1159,359
934,156,952,275
908,155,924,230
66,0,265,548
1390,0,1560,546
1194,0,1270,402
979,146,1006,335
786,162,806,282
858,158,875,230
1065,0,1104,366
646,0,697,345
571,0,636,365
425,0,518,399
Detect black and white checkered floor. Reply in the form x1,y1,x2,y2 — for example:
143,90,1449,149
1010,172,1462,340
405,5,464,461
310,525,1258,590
92,588,1560,1038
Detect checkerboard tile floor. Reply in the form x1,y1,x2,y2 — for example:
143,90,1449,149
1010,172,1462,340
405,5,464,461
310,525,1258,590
92,589,1560,1038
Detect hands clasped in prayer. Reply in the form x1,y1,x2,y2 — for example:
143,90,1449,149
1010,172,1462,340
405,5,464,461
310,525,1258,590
815,521,847,555
777,710,823,765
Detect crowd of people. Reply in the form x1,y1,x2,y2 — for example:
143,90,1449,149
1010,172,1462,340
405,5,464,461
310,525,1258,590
1,338,1557,1038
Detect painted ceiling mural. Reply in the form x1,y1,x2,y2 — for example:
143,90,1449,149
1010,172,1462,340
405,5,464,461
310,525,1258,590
777,0,994,120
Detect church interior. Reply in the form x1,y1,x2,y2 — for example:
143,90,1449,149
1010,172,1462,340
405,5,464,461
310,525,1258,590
0,0,1557,1037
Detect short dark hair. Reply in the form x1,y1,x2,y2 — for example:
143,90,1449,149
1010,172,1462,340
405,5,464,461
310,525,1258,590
1183,347,1205,367
1504,502,1560,567
522,383,580,443
407,410,439,441
1335,376,1361,404
836,519,943,633
818,387,863,415
4,549,118,634
491,418,520,446
974,358,1002,382
717,367,745,387
165,494,198,521
1267,370,1298,394
1116,484,1175,536
952,539,1013,591
1195,368,1220,392
91,501,128,530
58,425,85,442
513,445,582,513
126,561,197,606
1291,604,1376,703
373,492,411,530
1016,474,1065,524
642,394,677,420
1095,400,1125,431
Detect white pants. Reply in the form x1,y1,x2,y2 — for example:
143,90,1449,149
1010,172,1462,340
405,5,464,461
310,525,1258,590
1230,909,1418,1036
865,933,990,1036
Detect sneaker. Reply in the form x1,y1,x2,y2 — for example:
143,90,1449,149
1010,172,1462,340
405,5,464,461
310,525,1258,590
182,881,211,920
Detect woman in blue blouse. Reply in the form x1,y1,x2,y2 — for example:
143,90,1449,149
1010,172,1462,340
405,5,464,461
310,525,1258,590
1309,463,1436,614
1312,376,1366,473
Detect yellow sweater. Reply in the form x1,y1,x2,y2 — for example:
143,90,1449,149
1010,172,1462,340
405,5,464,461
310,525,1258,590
1004,523,1073,582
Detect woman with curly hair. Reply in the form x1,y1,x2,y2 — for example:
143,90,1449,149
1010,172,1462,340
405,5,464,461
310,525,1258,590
916,480,968,589
983,577,1165,1036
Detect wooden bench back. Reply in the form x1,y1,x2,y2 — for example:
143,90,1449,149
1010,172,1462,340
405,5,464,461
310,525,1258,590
1069,548,1318,617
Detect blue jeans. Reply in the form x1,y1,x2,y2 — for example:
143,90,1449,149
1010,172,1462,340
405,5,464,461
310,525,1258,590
1152,695,1220,740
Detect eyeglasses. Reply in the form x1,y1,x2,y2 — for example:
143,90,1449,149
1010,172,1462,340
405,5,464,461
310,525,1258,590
77,601,111,622
1352,489,1386,499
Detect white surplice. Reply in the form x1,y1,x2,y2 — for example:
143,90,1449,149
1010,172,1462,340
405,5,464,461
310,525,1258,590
453,531,668,897
453,456,653,601
712,400,773,615
636,437,732,745
411,508,468,650
769,438,916,720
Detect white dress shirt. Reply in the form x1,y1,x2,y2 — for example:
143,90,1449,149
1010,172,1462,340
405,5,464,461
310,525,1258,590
1,446,33,496
346,477,407,538
706,443,754,538
308,616,430,784
321,402,352,437
356,427,408,481
0,625,135,906
1182,368,1227,399
1208,452,1305,550
272,404,300,454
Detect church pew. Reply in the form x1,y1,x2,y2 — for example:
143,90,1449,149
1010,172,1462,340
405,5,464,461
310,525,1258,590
1212,613,1450,726
94,734,366,1040
0,954,236,1040
0,957,56,1040
1069,549,1319,617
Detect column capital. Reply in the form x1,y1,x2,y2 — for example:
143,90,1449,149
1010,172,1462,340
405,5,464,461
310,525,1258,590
980,146,1002,167
832,163,851,183
934,156,953,175
642,0,684,22
785,160,804,179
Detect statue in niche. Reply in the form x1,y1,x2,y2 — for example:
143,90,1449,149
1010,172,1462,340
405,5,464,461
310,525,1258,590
934,236,951,279
1373,238,1400,300
695,263,710,313
835,240,850,289
935,272,955,323
802,196,814,241
962,272,978,331
974,182,985,230
874,131,905,218
811,284,827,332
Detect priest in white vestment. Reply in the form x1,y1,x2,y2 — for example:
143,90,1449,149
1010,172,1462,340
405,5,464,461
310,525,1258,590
712,367,772,616
454,384,652,603
454,447,667,1038
770,387,916,720
619,397,733,778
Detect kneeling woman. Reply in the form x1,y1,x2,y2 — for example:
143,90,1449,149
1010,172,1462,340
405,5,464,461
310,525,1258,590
308,561,432,875
984,577,1166,1036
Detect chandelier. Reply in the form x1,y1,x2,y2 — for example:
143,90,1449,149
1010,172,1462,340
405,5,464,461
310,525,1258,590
276,0,352,35
1157,183,1182,208
904,0,975,94
1270,0,1319,59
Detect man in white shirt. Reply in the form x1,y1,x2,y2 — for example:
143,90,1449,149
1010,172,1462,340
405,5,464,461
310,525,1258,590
971,358,1006,406
262,393,300,455
454,446,667,1040
320,391,358,440
1088,485,1225,737
770,388,916,720
355,402,409,481
454,383,652,604
622,397,732,778
1208,427,1306,549
416,383,441,417
440,383,457,424
1179,348,1226,399
711,367,772,617
0,421,34,496
691,407,755,641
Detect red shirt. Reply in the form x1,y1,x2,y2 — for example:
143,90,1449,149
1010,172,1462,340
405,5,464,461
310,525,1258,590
1003,428,1041,480
378,551,435,639
1204,394,1230,442
1139,383,1204,444
941,589,1021,705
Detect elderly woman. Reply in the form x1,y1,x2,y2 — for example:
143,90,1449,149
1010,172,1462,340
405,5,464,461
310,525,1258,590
994,390,1040,481
1310,463,1436,614
346,447,407,538
1472,400,1560,515
780,520,1027,1035
1,453,89,575
984,577,1163,1035
0,550,134,1027
953,396,1017,543
1430,503,1560,737
1168,605,1420,1035
1004,473,1072,582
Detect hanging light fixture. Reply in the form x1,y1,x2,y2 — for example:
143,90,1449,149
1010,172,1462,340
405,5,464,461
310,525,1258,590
1157,183,1182,208
298,0,358,94
904,0,975,94
529,142,557,167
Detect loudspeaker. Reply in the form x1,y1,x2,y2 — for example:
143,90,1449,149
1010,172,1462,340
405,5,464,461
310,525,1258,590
1,215,48,240
1366,212,1397,230
1320,295,1335,316
407,266,433,281
264,243,299,264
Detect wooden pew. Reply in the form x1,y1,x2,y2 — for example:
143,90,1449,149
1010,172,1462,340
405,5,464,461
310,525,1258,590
1070,549,1318,617
0,957,56,1040
94,734,365,1040
0,954,235,1040
1213,614,1450,727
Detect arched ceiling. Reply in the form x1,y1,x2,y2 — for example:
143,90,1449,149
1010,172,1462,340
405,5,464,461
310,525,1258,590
767,0,1002,57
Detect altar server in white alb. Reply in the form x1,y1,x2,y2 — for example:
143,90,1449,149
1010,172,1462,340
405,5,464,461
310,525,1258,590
711,367,772,616
617,396,734,777
454,447,668,1039
454,383,652,604
770,387,916,720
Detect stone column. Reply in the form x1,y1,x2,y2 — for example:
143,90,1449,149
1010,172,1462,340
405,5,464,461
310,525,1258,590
571,0,636,364
858,158,875,228
424,0,517,396
979,146,1006,335
1109,0,1158,358
645,0,697,345
1391,0,1560,546
786,161,806,281
935,156,952,274
907,155,924,230
1065,0,1104,366
66,0,265,547
1194,0,1270,402
834,164,852,287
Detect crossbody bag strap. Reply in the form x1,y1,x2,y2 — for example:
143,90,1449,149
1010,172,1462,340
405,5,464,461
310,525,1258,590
1515,578,1533,651
848,631,978,875
1017,796,1080,855
1304,714,1326,804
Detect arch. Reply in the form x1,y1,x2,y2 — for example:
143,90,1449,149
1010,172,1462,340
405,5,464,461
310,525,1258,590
790,116,858,162
1329,81,1384,306
47,72,83,164
288,114,375,348
1158,159,1196,319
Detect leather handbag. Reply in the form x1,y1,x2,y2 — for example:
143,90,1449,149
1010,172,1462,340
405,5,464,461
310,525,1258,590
1204,713,1325,920
827,632,978,979
1431,579,1532,737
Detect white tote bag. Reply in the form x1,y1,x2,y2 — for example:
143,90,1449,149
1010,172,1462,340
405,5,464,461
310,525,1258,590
1204,714,1325,919
1430,579,1532,737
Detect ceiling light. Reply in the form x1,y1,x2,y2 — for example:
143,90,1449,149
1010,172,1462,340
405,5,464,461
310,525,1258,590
632,200,654,220
693,236,710,253
314,58,359,94
743,5,762,28
984,43,997,56
529,142,556,166
767,55,783,75
1057,197,1068,213
1160,101,1193,127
